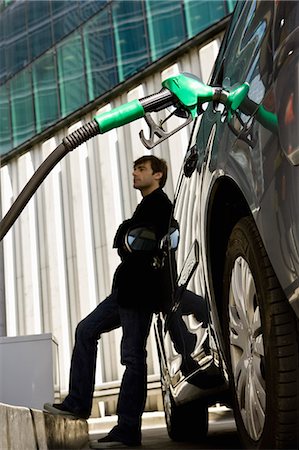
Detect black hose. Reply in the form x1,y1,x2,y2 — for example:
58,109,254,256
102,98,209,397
0,143,68,241
0,119,100,241
63,119,99,150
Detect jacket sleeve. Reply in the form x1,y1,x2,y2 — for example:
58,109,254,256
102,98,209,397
113,219,132,249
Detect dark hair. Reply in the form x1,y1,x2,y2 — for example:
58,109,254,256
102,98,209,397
133,155,168,188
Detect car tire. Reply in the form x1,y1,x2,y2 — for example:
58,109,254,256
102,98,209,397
161,369,208,442
223,216,299,449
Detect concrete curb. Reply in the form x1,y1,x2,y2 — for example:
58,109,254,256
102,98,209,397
0,403,36,450
44,412,89,449
0,402,89,450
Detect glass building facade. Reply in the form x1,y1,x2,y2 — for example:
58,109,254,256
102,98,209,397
0,0,235,156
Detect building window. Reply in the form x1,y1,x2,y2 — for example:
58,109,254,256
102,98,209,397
51,0,81,43
83,7,118,102
57,32,87,118
79,0,107,22
184,0,226,38
0,84,12,155
10,69,35,147
28,0,53,60
4,1,29,78
0,12,6,83
32,50,59,133
112,0,149,82
145,0,186,60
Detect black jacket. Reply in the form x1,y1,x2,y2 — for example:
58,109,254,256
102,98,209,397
112,188,173,311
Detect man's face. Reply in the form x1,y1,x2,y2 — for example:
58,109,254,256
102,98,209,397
132,161,161,195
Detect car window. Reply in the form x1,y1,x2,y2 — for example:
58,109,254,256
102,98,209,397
212,0,274,106
212,1,245,86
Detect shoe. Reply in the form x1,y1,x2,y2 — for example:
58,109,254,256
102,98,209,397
89,434,141,448
43,403,88,420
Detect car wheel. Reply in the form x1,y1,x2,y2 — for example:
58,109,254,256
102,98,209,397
161,369,208,442
223,216,299,449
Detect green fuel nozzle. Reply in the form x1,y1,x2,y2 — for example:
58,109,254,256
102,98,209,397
162,73,215,118
62,73,252,151
62,73,251,151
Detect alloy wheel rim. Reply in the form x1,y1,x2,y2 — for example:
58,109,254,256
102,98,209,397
228,256,266,441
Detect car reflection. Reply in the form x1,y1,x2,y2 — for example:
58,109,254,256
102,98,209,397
162,285,226,389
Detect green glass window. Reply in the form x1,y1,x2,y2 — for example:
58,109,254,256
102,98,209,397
79,0,107,22
29,24,53,61
52,0,81,43
4,1,29,76
32,50,59,133
28,1,52,60
184,0,226,38
10,69,35,147
27,0,51,26
0,84,12,155
83,8,117,101
112,1,149,82
57,32,87,118
0,14,5,83
145,0,186,61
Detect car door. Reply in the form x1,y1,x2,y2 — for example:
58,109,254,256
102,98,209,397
156,120,227,398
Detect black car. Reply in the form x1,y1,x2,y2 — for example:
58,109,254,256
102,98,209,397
153,1,299,449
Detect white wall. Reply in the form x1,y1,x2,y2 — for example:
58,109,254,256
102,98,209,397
0,36,221,397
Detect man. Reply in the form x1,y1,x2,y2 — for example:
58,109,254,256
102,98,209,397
44,155,173,448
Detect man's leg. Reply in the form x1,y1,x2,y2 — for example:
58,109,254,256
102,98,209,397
57,291,121,417
107,307,153,444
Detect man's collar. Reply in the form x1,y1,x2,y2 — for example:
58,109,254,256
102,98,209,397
142,187,162,198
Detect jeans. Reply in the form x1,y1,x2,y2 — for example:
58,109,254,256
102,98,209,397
62,291,153,438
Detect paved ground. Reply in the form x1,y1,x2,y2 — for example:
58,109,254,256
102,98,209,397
87,408,241,449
